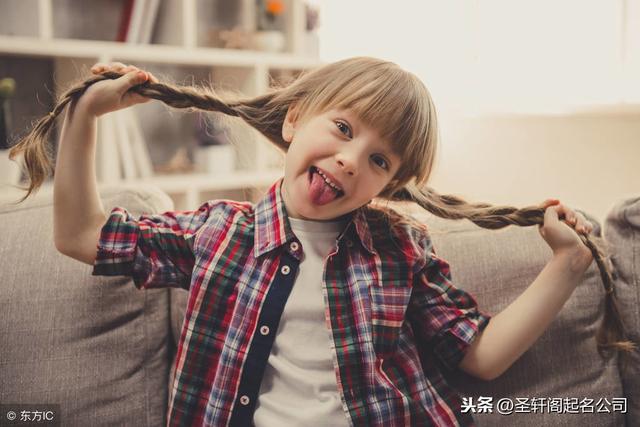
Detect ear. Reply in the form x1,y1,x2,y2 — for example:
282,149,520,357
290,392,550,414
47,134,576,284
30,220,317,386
282,103,298,143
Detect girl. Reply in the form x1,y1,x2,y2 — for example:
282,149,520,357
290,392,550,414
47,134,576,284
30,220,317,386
9,57,635,426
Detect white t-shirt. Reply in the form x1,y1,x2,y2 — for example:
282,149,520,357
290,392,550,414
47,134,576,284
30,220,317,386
253,216,351,427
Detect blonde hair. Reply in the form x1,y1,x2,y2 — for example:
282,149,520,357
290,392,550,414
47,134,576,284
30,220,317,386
267,57,437,197
8,56,636,358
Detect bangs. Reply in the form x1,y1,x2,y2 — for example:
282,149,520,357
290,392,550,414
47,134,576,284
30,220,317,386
342,75,429,163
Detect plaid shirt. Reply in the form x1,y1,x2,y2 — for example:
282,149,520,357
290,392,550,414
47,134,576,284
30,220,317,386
93,179,491,427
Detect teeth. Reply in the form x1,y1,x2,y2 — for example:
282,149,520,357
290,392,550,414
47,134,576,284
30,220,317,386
316,168,342,193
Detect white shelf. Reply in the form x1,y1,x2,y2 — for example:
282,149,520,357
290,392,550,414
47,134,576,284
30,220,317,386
137,169,283,193
0,36,322,69
0,169,283,205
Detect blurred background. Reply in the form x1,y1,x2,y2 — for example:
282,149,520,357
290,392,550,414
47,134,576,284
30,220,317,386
1,0,638,223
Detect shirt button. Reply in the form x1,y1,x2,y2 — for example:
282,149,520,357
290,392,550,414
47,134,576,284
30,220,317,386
346,239,354,247
290,241,299,251
240,395,250,405
260,325,270,335
281,265,290,275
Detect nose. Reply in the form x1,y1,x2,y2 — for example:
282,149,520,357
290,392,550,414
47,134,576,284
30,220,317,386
335,150,358,176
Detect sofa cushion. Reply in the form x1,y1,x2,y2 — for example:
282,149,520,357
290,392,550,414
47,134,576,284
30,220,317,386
0,184,174,426
408,206,625,426
604,196,640,425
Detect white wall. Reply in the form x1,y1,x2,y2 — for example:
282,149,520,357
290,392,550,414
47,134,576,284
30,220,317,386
431,110,640,224
316,1,640,224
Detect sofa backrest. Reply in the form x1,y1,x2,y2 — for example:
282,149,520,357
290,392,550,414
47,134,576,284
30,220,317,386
604,196,640,425
0,184,174,427
409,206,629,426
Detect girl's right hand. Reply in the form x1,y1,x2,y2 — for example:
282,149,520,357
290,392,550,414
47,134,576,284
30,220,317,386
79,62,159,117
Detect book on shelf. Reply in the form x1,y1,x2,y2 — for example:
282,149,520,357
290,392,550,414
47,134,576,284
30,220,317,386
124,110,154,178
98,110,153,183
116,0,134,42
113,110,137,179
97,114,120,183
139,0,161,44
118,0,161,44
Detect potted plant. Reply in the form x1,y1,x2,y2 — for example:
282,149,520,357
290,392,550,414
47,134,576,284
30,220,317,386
193,112,236,175
252,0,286,52
0,77,21,186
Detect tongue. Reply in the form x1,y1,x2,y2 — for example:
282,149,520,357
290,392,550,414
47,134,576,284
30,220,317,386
309,170,339,205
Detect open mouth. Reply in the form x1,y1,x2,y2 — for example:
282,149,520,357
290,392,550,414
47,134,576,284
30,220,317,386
309,166,345,198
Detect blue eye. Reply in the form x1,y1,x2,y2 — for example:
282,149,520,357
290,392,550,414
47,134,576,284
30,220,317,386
335,121,352,137
335,120,389,170
372,155,389,170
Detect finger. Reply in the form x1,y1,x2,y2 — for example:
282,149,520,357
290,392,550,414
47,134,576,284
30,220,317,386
543,204,561,225
575,216,593,234
568,209,588,228
118,69,148,95
109,62,128,70
539,201,560,229
147,71,159,83
91,62,129,75
540,198,560,209
90,63,106,73
122,65,139,74
102,62,129,76
554,203,576,224
564,210,594,234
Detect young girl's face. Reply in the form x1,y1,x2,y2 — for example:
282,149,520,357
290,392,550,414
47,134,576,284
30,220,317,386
281,107,401,221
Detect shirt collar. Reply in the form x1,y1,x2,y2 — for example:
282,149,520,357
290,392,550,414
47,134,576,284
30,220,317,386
253,179,377,258
339,206,377,256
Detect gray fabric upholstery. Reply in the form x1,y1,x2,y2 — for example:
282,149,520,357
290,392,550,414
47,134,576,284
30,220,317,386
0,184,174,427
405,208,627,426
2,184,637,426
604,196,640,425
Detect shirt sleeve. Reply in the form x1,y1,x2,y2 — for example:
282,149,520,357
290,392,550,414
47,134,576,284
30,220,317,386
407,243,492,372
91,201,213,290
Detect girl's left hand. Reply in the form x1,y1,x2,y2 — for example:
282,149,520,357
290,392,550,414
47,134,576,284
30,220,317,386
537,199,594,260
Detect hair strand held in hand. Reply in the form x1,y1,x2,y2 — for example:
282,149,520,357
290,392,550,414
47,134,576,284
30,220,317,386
390,184,636,360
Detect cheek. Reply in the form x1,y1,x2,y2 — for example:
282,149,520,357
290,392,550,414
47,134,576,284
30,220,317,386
366,176,396,197
290,139,323,164
283,144,310,177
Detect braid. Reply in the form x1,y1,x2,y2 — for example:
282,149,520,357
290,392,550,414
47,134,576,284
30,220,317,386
8,71,289,202
390,182,637,361
10,68,637,365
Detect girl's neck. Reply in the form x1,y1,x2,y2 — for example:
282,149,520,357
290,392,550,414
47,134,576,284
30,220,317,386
288,215,349,233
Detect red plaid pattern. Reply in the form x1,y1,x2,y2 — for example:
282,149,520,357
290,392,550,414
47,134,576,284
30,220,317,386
93,179,491,426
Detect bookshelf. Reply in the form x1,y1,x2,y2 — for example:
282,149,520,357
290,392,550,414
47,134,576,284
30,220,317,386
0,0,322,210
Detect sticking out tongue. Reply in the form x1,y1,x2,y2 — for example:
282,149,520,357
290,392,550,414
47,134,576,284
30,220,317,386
309,169,341,205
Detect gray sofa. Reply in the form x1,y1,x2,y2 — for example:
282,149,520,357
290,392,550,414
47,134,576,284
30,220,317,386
0,184,637,426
